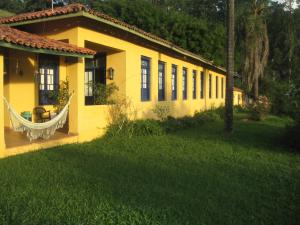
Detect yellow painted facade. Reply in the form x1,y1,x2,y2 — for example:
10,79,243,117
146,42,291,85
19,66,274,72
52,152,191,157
0,15,229,157
234,89,244,106
0,52,5,156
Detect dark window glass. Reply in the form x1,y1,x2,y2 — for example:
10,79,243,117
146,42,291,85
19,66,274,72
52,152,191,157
182,67,187,100
172,65,177,100
158,61,165,101
38,55,59,105
216,76,219,99
84,54,107,105
193,70,197,99
200,71,204,99
141,56,151,101
221,77,224,99
209,74,212,99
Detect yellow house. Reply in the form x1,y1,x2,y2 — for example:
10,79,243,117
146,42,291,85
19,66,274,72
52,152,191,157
0,4,230,157
233,87,244,106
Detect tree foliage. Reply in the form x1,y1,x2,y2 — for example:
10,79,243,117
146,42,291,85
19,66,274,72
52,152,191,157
242,0,270,99
1,0,299,117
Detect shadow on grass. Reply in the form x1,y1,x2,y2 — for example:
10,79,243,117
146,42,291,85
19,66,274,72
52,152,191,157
171,118,293,154
0,117,298,225
0,135,298,224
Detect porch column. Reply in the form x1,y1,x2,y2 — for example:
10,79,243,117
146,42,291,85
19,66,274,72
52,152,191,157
66,28,85,138
0,52,5,156
67,57,84,136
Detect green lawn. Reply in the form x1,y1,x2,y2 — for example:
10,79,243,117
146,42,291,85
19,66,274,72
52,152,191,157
0,116,299,225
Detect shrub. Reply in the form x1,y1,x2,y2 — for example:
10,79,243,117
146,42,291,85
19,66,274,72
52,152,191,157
234,105,249,114
160,116,196,132
194,110,221,123
106,119,165,137
161,116,181,132
131,120,165,136
94,83,119,105
54,79,71,112
162,110,221,132
107,97,137,125
284,120,300,152
152,103,171,121
248,96,271,121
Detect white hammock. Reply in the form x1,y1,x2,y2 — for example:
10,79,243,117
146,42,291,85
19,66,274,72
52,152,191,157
3,94,73,141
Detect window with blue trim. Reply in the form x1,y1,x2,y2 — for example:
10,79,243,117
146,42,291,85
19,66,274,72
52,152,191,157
209,74,212,99
221,77,224,98
216,76,219,98
171,65,177,100
141,56,151,101
38,55,59,105
193,70,197,99
158,61,165,101
182,67,187,100
200,71,204,99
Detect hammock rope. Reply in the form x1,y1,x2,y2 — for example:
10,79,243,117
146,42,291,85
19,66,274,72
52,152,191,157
2,94,74,141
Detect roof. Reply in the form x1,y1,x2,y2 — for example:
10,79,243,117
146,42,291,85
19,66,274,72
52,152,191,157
234,87,244,93
0,4,226,74
0,25,96,57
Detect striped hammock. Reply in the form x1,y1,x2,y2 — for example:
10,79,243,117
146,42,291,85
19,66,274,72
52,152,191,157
3,94,73,141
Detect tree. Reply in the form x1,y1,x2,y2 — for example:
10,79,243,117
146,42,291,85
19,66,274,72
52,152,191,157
242,0,269,100
225,0,235,133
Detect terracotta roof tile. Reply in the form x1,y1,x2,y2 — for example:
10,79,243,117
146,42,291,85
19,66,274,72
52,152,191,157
0,4,225,72
234,87,244,92
0,4,172,45
0,25,96,56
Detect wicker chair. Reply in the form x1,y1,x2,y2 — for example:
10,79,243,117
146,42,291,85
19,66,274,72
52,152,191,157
33,107,51,123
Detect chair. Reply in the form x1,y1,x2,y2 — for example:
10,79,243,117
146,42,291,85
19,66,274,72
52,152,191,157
33,107,51,123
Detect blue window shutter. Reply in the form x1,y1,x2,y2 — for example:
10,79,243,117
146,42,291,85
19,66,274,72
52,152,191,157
158,61,165,101
141,56,151,101
172,65,177,100
38,55,59,105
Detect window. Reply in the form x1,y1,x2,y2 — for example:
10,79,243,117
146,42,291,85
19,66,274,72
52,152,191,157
182,67,187,100
209,74,212,99
193,70,197,99
158,61,165,101
171,65,177,100
85,69,93,97
3,56,8,76
200,71,204,99
141,56,151,101
216,76,219,99
84,54,107,105
221,77,224,99
38,55,59,105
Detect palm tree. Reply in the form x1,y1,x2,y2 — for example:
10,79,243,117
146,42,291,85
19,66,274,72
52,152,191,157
225,0,235,133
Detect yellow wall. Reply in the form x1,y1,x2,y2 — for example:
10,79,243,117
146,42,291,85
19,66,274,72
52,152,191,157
3,49,68,128
0,50,5,154
234,90,243,106
2,24,227,145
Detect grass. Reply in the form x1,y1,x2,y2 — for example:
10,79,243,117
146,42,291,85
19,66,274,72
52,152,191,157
0,9,14,17
0,115,299,225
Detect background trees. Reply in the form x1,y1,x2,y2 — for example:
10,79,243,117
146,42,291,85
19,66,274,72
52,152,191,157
0,0,299,117
225,0,235,132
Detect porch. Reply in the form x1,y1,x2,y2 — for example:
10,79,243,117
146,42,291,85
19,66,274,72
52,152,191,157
4,128,78,158
0,25,96,157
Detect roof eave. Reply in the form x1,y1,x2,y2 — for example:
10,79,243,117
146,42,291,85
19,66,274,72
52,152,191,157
2,11,226,74
0,41,94,58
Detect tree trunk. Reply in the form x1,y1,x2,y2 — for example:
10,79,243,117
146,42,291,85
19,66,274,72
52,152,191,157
225,0,235,133
254,77,259,100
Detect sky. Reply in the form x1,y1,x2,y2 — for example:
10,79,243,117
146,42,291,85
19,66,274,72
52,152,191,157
275,0,299,8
